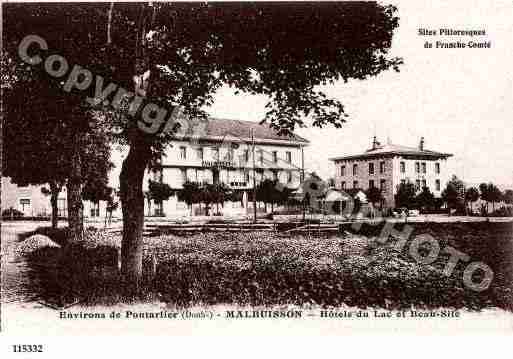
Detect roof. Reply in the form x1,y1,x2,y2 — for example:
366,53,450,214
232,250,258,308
329,143,452,161
174,117,309,145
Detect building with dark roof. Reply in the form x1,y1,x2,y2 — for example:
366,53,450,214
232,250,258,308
329,137,453,208
136,117,309,217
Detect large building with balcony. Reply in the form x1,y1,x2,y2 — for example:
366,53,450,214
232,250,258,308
329,137,452,208
121,117,309,217
143,118,309,217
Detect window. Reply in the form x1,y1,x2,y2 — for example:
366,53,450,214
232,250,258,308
368,162,374,175
369,180,375,188
415,179,421,191
244,149,249,163
90,201,100,217
287,171,293,183
181,169,187,183
196,147,203,160
154,201,163,216
353,180,358,189
422,162,426,174
19,198,30,213
435,163,440,174
435,179,441,191
286,151,292,163
341,181,346,189
400,161,405,173
380,179,386,191
272,151,278,163
380,161,385,174
179,146,187,160
58,199,66,217
415,162,420,173
226,148,234,161
272,170,278,181
212,147,219,161
341,165,346,176
353,164,358,176
259,150,264,165
244,170,250,183
422,179,427,189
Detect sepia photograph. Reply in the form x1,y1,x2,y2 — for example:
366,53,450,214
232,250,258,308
1,0,512,348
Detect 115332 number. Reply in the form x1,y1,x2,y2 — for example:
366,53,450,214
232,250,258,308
12,345,43,353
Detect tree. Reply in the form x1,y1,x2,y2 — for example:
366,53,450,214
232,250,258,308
177,181,200,216
442,175,465,215
105,194,119,227
256,179,274,212
147,179,174,216
465,186,480,214
415,186,436,212
479,182,502,213
3,82,112,231
82,177,114,221
200,183,231,215
479,182,490,213
394,181,416,209
4,3,402,284
366,186,384,209
504,189,513,205
487,183,502,212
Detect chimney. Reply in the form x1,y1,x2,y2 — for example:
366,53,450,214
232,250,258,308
372,136,379,150
419,137,425,151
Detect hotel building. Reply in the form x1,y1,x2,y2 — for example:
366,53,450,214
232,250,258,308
329,137,452,208
141,118,309,217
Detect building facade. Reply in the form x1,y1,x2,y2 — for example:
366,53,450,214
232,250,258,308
1,177,68,217
145,118,309,217
330,137,452,208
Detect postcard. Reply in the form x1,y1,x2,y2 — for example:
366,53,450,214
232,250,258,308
1,0,512,352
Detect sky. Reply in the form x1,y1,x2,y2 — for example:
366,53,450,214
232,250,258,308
206,0,513,188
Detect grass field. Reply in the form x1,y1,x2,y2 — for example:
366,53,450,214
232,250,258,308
17,221,513,310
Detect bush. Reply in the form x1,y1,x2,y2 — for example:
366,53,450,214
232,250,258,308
151,228,507,310
490,207,513,217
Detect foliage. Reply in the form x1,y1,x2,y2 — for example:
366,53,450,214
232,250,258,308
148,180,174,203
465,187,480,204
504,189,513,205
465,186,480,213
149,223,512,310
2,207,25,218
365,186,384,207
441,175,465,213
479,182,503,211
176,181,200,206
254,179,294,212
415,186,436,211
82,182,113,203
394,181,416,209
487,183,503,209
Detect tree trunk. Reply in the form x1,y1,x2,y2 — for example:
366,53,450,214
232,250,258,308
67,133,83,241
119,139,151,286
49,182,60,229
